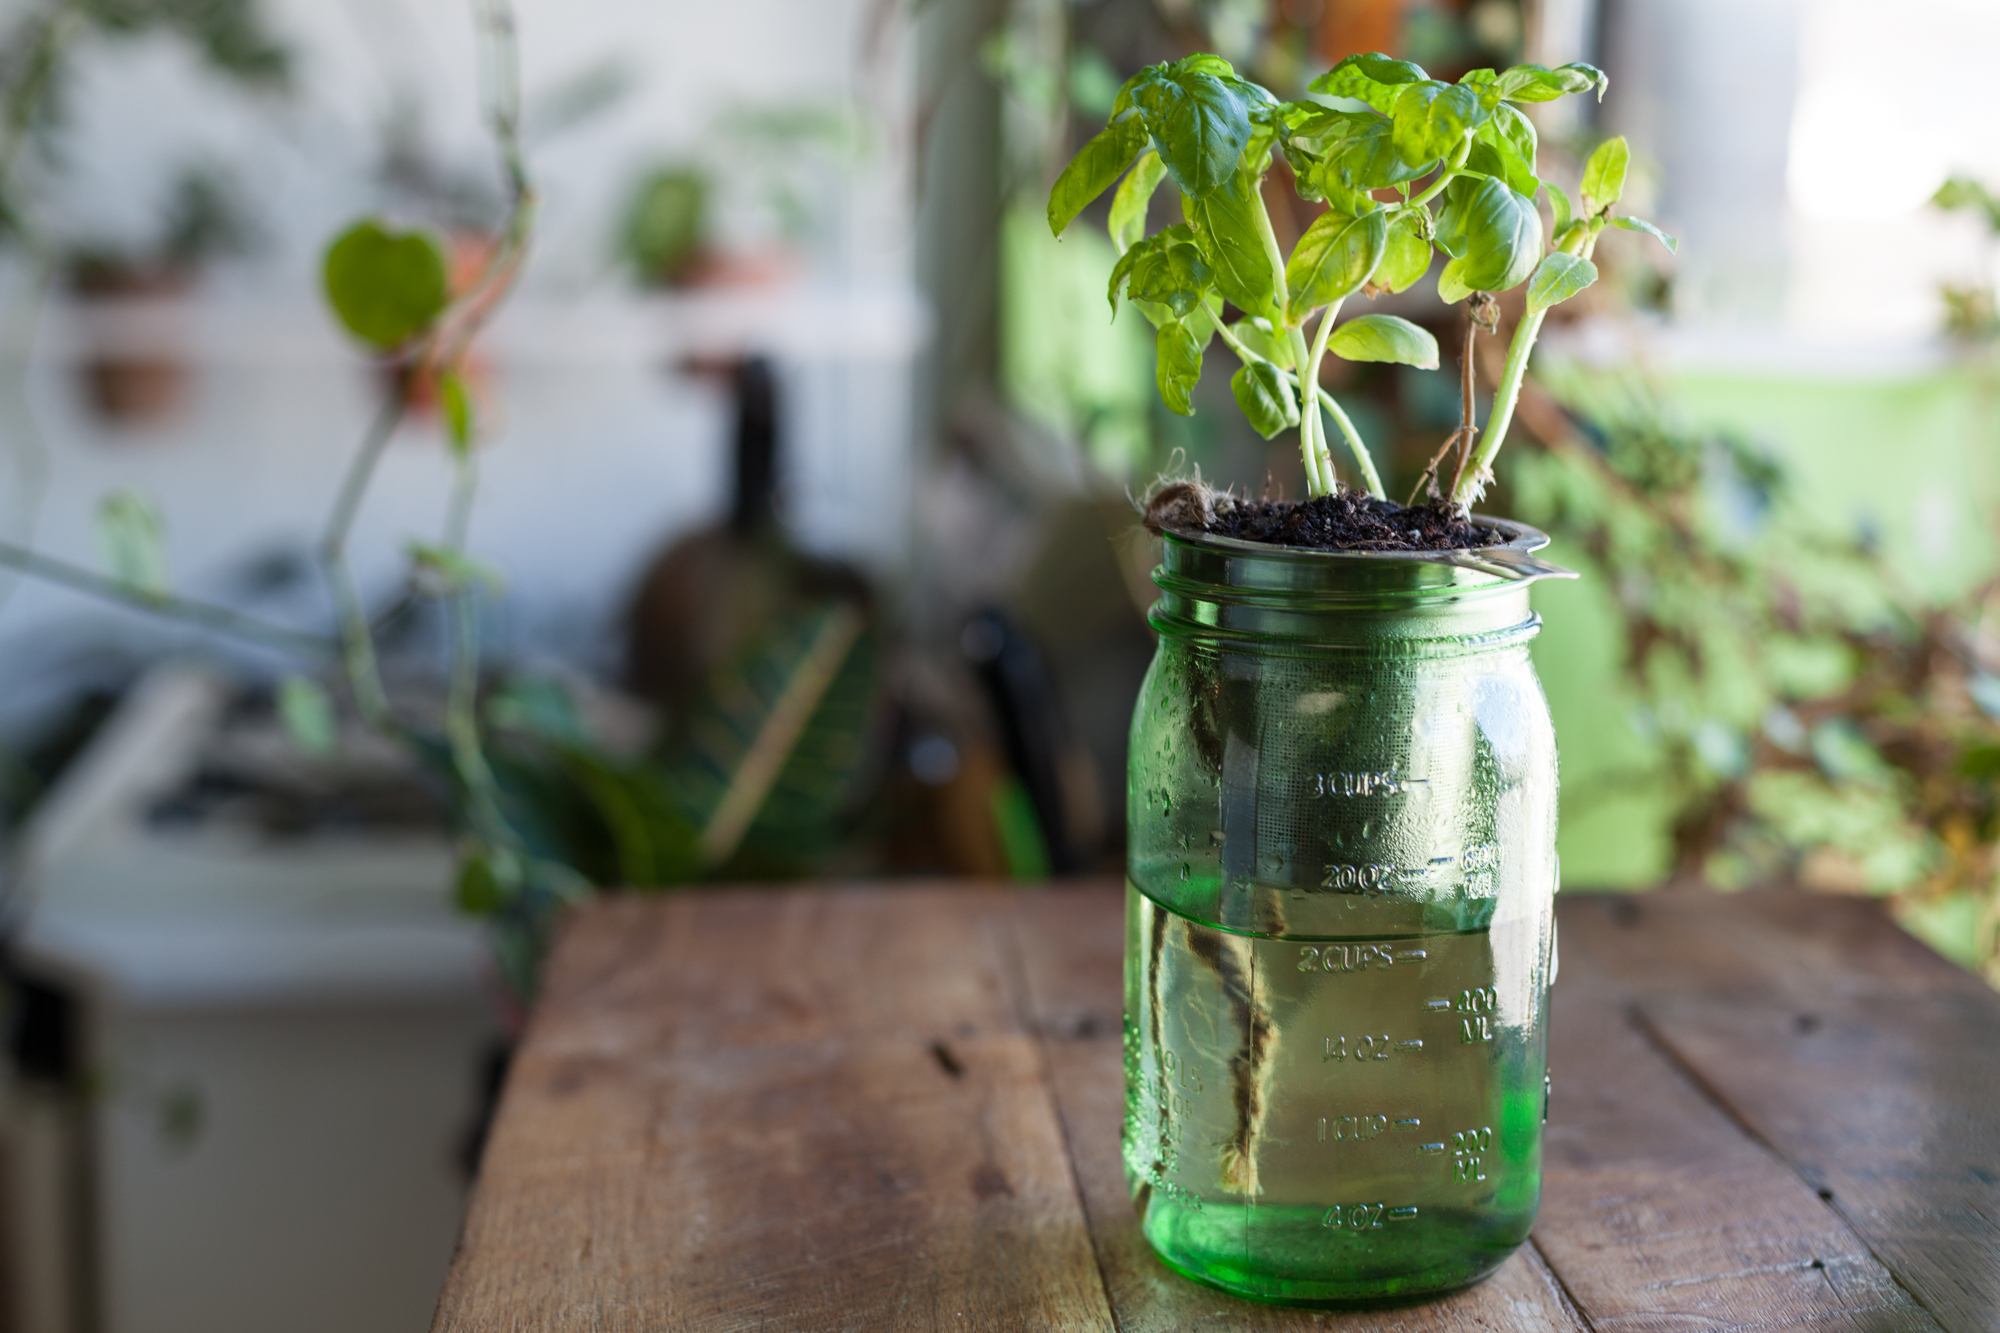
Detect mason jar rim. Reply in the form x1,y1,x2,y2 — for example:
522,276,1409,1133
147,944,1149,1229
1160,515,1555,567
1149,516,1565,653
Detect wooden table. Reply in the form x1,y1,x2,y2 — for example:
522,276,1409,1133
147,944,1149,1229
432,882,2000,1331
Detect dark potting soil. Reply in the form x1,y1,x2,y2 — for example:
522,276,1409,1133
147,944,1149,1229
1143,482,1495,552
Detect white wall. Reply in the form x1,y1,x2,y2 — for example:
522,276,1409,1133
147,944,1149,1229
1601,0,2000,349
0,0,922,731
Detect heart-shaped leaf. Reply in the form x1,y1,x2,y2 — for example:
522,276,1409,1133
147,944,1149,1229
323,219,449,350
1525,251,1599,314
1327,313,1439,367
1231,359,1299,438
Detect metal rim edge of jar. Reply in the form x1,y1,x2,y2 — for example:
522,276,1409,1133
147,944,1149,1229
1156,517,1567,588
1148,518,1557,654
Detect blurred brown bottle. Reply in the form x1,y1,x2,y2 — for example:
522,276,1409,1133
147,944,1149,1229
625,357,871,732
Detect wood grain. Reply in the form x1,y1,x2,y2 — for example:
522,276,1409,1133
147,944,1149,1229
527,884,1025,1059
1560,892,2000,1332
1537,961,1942,1333
434,880,2000,1332
432,884,1114,1332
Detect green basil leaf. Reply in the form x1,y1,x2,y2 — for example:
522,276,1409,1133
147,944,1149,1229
1326,313,1440,368
1581,135,1630,216
1184,294,1224,349
1541,179,1573,237
1390,81,1488,168
1284,143,1327,199
1493,61,1605,103
1230,315,1294,368
1175,53,1238,79
1473,103,1538,196
1432,212,1468,260
1110,68,1146,119
1230,359,1299,438
323,219,449,350
1185,177,1279,319
1610,214,1679,253
1317,173,1377,219
1109,148,1169,252
1273,99,1342,134
1465,141,1513,191
1437,262,1476,305
1309,53,1428,116
1283,105,1376,143
1048,113,1148,237
1108,224,1188,313
1370,213,1432,293
1325,117,1431,189
1127,239,1213,317
276,675,337,756
1434,174,1542,296
1130,64,1255,199
1284,208,1388,321
1557,62,1609,101
1157,318,1203,416
1108,246,1142,315
1525,251,1598,313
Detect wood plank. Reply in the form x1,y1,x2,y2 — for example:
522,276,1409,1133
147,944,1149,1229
1560,892,2000,1331
1537,959,1942,1333
1554,890,1989,1007
433,886,1115,1332
1014,883,1590,1332
1637,992,2000,1333
529,883,1024,1059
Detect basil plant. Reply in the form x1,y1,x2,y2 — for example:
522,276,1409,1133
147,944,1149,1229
1047,52,1674,507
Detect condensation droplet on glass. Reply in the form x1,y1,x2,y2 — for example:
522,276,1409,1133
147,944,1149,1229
1179,862,1192,882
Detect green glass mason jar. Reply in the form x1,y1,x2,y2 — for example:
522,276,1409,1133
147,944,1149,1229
1123,520,1569,1305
